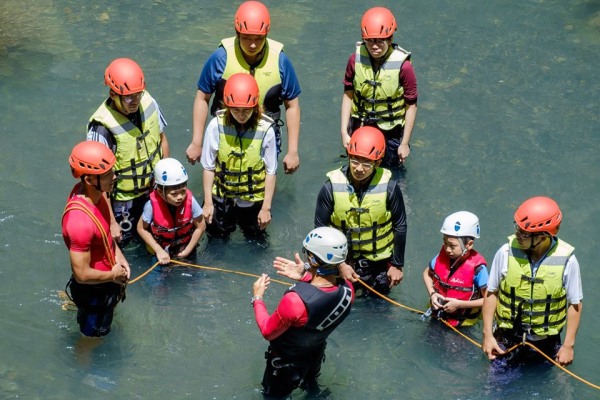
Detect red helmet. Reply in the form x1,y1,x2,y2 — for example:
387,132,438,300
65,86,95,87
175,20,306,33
104,58,145,95
69,141,116,179
514,196,562,236
234,1,270,35
361,7,397,39
347,126,386,161
223,73,259,108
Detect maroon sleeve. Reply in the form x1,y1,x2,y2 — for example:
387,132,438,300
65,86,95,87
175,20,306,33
400,60,418,104
253,292,308,341
343,54,356,91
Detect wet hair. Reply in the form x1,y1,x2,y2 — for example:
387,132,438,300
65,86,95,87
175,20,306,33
223,104,262,130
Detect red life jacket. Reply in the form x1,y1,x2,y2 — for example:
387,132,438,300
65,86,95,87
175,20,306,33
149,189,195,255
432,247,487,327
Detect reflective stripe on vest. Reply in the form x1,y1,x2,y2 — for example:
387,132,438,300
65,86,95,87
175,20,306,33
327,167,393,261
89,92,162,201
212,111,272,202
149,189,195,254
496,235,573,336
352,43,410,131
432,248,487,327
220,37,283,118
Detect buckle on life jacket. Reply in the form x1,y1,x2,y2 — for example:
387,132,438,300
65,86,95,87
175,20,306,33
229,150,245,158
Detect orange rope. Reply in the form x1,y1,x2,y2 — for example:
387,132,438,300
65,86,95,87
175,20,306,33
76,258,600,391
61,200,126,310
356,277,600,391
63,202,115,266
356,278,424,314
129,259,291,286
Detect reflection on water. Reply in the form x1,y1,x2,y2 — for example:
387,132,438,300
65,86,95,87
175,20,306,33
1,0,600,398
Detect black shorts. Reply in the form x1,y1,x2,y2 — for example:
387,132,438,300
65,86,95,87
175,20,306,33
492,328,561,367
205,197,265,238
67,278,125,337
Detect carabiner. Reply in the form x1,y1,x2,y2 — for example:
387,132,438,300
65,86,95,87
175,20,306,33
119,211,133,232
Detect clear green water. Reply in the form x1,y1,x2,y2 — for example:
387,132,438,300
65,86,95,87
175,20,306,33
1,0,599,398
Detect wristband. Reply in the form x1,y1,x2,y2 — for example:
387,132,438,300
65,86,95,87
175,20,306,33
251,295,263,305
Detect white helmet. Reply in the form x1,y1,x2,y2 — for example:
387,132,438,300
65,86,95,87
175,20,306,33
440,211,480,239
154,158,188,186
303,227,348,266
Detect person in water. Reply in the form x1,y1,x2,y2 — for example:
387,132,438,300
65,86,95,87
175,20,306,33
187,0,301,174
252,227,354,397
341,6,418,168
137,157,205,264
423,211,488,327
62,141,130,337
314,126,407,295
87,57,170,245
482,196,583,366
201,73,277,239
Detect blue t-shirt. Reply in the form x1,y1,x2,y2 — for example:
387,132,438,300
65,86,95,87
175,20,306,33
196,46,301,101
428,254,489,290
141,194,203,224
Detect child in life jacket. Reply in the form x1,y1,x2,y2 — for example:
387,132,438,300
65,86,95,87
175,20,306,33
422,211,489,327
137,158,206,264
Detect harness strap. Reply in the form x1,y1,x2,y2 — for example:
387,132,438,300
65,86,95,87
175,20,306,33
499,288,566,305
63,204,115,266
521,274,545,284
220,164,266,177
344,218,392,234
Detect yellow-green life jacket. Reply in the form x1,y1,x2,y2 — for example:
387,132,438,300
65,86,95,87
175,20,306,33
327,167,393,261
221,37,283,118
496,235,574,336
89,92,162,201
212,111,273,202
352,42,410,131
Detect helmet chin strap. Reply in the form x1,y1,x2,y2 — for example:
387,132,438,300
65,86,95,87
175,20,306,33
525,234,546,251
449,240,469,270
458,240,467,256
